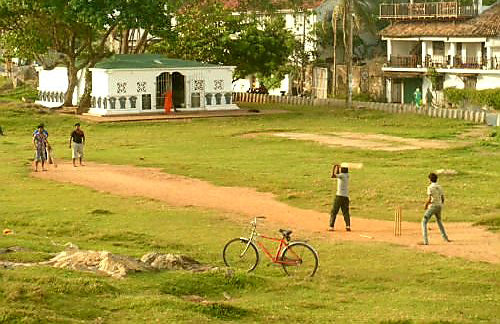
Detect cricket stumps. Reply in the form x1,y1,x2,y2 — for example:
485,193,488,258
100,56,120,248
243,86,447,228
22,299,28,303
394,206,402,236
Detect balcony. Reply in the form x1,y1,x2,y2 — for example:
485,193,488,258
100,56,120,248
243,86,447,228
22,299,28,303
389,55,421,68
386,55,500,70
379,2,478,20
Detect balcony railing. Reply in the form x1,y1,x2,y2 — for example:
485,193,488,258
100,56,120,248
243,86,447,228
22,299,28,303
389,55,421,68
380,2,477,20
387,55,500,70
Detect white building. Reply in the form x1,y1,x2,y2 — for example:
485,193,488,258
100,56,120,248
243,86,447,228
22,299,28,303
36,54,238,115
380,1,500,105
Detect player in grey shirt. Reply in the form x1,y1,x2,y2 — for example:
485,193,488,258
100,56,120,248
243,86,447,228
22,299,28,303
329,164,351,232
421,172,450,245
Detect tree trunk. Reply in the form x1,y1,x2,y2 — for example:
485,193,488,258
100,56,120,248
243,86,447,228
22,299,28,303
120,29,129,54
5,58,16,89
344,0,353,109
134,29,150,54
332,11,338,97
78,67,92,114
64,58,78,106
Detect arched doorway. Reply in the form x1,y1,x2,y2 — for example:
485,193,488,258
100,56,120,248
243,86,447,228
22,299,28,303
172,72,185,109
155,72,171,110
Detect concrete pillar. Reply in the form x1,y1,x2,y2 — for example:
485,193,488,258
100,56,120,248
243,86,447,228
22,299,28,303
477,45,482,66
449,42,456,67
421,41,427,65
387,39,392,63
184,76,191,109
486,45,492,69
462,44,467,63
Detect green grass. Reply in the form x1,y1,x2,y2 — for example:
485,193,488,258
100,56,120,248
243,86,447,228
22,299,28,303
0,98,499,322
0,76,37,102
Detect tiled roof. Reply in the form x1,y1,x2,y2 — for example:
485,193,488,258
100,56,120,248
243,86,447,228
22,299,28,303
380,3,500,38
221,0,323,10
94,54,219,70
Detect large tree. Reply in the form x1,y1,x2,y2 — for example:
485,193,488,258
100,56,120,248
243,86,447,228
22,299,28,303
151,1,296,83
0,0,176,108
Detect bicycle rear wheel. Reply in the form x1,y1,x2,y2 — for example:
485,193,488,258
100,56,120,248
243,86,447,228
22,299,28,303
223,238,259,272
281,242,318,278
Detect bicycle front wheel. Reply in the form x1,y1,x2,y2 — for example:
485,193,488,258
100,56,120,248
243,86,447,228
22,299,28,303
223,238,259,272
281,242,318,278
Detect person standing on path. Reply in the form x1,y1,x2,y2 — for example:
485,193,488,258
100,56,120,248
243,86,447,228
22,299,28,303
329,164,351,232
33,124,48,172
421,173,451,245
69,123,85,167
414,87,422,109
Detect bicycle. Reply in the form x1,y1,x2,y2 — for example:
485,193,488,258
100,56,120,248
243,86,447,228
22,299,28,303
222,216,319,278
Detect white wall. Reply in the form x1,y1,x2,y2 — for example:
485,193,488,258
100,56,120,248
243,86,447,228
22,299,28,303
88,67,237,115
38,68,68,92
444,74,465,89
392,40,418,56
37,67,84,106
477,75,500,90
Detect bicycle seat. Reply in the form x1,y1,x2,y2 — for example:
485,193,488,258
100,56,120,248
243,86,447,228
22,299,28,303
279,229,292,239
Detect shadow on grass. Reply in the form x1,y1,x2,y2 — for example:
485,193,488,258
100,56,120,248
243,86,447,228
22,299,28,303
189,302,250,321
161,271,265,299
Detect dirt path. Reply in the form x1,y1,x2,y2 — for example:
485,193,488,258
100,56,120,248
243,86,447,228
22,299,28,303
263,132,468,151
33,162,500,264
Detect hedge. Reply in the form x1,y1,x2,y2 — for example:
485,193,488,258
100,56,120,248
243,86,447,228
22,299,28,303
443,87,500,110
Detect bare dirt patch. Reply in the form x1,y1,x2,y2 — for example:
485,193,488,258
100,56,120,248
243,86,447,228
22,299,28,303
33,162,500,264
266,132,468,151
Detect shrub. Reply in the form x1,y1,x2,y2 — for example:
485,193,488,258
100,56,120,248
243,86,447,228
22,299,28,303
443,87,500,110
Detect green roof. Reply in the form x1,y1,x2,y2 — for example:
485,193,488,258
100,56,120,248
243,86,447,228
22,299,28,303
94,54,219,70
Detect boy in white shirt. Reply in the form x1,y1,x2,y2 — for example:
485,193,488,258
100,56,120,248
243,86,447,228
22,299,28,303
329,164,351,232
421,173,451,245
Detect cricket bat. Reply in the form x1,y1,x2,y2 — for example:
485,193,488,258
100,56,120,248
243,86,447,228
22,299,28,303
340,162,364,169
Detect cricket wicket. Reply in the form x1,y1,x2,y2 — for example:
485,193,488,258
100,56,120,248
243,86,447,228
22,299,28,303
394,206,402,236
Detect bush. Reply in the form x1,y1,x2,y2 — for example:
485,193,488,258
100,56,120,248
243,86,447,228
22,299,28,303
443,87,500,110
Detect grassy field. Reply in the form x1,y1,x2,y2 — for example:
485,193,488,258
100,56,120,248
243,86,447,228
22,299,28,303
0,93,499,322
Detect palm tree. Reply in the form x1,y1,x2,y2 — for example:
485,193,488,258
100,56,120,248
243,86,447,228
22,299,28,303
322,0,376,105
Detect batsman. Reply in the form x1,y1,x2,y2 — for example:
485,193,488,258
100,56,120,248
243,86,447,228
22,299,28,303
329,163,352,232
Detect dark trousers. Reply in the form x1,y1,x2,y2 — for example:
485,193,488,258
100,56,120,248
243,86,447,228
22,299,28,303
330,195,350,228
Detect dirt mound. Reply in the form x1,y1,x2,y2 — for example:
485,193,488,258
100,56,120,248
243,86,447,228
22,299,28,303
40,249,213,279
141,252,214,272
42,249,151,279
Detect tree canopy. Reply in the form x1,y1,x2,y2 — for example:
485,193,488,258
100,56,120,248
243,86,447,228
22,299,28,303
0,0,176,106
151,1,297,82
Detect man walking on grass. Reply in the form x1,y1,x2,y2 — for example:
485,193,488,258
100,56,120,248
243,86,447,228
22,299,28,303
33,124,48,172
69,123,85,167
329,164,351,232
420,172,451,245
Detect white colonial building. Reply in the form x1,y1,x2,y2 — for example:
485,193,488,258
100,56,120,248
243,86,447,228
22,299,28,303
379,1,500,105
36,54,238,115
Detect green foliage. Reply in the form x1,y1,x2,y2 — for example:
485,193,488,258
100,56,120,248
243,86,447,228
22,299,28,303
151,2,296,81
443,87,500,110
426,67,444,91
0,77,37,101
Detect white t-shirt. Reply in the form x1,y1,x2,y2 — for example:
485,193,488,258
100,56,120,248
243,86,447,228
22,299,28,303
336,173,349,197
427,182,444,206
